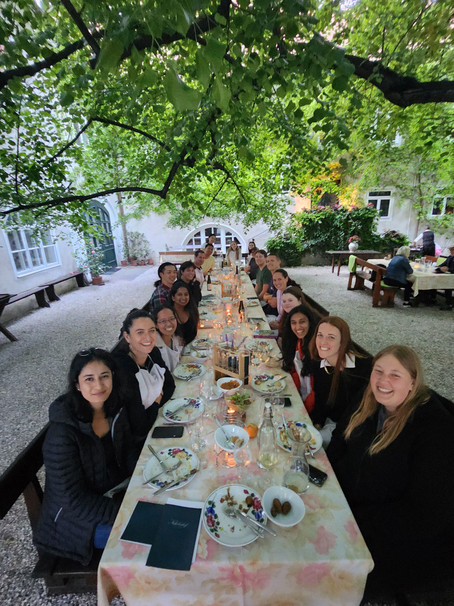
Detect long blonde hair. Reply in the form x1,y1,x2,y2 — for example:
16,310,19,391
344,345,430,454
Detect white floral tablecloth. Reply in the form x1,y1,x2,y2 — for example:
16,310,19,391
98,274,373,606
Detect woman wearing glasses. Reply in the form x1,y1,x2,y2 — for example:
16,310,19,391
34,348,139,564
115,309,175,444
154,305,184,372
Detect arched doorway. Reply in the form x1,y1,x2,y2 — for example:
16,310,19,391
183,224,246,253
89,202,117,268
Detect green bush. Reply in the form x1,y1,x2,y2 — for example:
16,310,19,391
265,234,302,266
373,230,410,254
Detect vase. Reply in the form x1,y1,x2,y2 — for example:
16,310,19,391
348,241,359,252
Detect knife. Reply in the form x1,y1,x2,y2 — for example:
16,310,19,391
235,508,277,536
153,468,198,495
167,400,193,417
148,444,168,473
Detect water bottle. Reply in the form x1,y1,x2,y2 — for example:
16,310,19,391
257,402,278,469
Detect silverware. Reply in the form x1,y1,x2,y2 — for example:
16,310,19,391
142,460,182,485
167,401,192,417
234,508,277,536
224,507,264,538
215,417,235,448
148,444,168,473
153,468,198,495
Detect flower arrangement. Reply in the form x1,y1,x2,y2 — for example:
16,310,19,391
348,235,361,243
76,240,107,276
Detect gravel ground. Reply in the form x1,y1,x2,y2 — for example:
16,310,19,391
0,264,452,605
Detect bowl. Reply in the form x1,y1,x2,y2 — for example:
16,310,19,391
215,425,250,452
216,377,243,395
191,349,211,364
262,486,306,527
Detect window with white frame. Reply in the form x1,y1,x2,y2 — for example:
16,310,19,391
431,195,453,217
367,190,392,218
5,228,60,276
184,226,244,253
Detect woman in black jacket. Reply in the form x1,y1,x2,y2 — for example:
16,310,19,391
34,348,139,564
114,309,175,445
327,345,454,596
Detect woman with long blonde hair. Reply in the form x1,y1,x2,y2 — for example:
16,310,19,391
327,345,454,596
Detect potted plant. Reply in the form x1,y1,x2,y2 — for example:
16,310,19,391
127,231,151,266
348,235,361,252
76,240,108,285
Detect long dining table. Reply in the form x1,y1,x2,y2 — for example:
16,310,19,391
97,270,373,606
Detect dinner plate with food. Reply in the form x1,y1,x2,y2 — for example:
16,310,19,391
250,373,286,394
276,421,322,454
163,397,204,423
192,338,213,350
203,484,266,547
173,363,205,380
143,446,199,490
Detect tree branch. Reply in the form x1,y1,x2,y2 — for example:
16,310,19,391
60,0,100,56
345,54,454,107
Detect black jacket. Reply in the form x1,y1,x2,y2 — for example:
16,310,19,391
327,392,454,589
310,355,372,427
34,395,138,564
114,348,175,444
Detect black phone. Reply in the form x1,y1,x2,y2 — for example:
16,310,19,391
283,397,292,407
152,426,184,439
308,464,328,487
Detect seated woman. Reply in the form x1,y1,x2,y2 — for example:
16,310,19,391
168,280,199,345
278,286,308,335
34,348,139,564
154,305,184,372
114,309,175,444
383,245,414,307
178,260,202,305
308,316,372,447
327,345,454,595
267,270,300,329
281,304,319,413
148,262,177,311
226,239,241,267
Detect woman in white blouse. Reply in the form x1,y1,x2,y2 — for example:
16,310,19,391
153,305,184,372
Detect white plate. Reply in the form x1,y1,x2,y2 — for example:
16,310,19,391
163,397,204,423
247,300,260,307
199,310,217,320
250,374,286,394
143,446,199,490
214,425,249,451
203,484,266,547
245,338,273,352
173,363,205,380
191,349,211,363
192,338,213,350
276,421,323,454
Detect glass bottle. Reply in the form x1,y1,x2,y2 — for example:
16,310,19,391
257,402,278,469
283,424,310,494
207,274,212,291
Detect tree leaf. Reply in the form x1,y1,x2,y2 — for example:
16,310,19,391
163,68,201,111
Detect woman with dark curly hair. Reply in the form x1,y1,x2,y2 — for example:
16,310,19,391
168,280,199,345
34,348,139,565
281,304,319,413
178,260,202,305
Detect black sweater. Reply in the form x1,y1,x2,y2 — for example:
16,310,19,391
327,392,454,588
114,348,175,445
34,395,138,564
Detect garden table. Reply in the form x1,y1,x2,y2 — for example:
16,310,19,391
97,272,373,606
326,250,382,276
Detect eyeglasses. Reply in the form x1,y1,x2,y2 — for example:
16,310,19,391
157,318,177,325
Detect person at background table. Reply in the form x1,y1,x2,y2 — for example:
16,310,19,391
309,316,372,447
281,304,319,414
268,269,301,329
254,250,272,300
115,309,175,445
168,280,199,345
414,225,435,257
201,243,215,275
193,249,205,285
262,253,282,316
383,245,414,307
149,262,177,312
206,233,218,255
178,260,202,305
327,345,454,595
226,238,241,267
154,305,184,372
436,244,454,310
34,348,139,564
245,247,259,281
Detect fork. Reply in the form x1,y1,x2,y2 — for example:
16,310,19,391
148,444,172,473
142,460,182,485
224,507,264,538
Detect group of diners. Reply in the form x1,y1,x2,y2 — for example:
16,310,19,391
33,242,454,600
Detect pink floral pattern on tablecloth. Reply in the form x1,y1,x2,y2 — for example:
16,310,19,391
121,541,149,559
303,493,323,511
345,519,359,542
296,562,331,586
310,525,337,554
218,564,271,590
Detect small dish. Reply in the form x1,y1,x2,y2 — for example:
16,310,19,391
262,486,305,527
191,349,211,364
216,377,243,395
215,425,249,452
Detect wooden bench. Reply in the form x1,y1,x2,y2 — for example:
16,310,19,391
347,257,397,307
39,271,87,302
0,423,100,595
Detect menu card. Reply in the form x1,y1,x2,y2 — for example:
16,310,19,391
121,499,203,571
